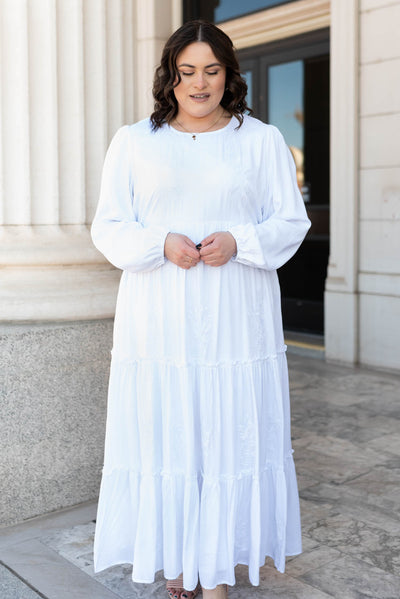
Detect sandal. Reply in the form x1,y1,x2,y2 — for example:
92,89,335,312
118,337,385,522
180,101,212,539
166,574,201,599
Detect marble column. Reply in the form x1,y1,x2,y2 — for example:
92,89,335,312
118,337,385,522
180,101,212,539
0,0,180,321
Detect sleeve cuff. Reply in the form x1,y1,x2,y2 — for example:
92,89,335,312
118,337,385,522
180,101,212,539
148,225,170,267
227,223,264,267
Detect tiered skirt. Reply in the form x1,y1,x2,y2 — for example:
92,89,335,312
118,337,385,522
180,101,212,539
94,351,302,590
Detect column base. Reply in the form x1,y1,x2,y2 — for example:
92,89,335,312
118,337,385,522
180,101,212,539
0,265,120,321
0,225,120,321
324,289,358,365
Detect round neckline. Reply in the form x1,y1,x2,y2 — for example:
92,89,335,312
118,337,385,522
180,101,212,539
167,115,237,138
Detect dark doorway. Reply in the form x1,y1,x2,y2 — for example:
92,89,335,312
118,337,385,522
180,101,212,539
239,30,330,334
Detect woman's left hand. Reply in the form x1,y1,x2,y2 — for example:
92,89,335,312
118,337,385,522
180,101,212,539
199,232,237,267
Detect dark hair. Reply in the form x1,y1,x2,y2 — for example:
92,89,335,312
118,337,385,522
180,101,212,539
150,20,252,130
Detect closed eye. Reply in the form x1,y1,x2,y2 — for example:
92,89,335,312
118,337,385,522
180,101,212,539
179,71,220,76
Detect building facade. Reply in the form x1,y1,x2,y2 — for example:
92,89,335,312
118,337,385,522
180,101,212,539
1,0,399,524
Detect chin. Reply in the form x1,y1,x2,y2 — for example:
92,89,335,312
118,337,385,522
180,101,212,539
191,105,221,118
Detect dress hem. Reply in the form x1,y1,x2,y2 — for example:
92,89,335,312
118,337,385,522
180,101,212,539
93,550,303,587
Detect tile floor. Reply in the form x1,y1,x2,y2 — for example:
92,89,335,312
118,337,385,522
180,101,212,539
1,353,399,599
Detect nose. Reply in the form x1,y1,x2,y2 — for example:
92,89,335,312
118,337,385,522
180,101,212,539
194,72,207,89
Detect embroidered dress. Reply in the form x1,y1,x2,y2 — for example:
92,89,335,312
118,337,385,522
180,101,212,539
91,114,310,591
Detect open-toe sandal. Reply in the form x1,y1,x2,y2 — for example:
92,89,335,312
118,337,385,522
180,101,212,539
166,574,201,599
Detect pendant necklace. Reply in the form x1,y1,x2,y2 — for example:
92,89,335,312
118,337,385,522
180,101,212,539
174,109,224,141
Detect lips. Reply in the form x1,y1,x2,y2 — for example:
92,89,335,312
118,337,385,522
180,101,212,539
190,93,210,101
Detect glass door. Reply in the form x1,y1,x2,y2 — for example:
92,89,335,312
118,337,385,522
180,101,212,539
184,0,299,23
239,31,330,334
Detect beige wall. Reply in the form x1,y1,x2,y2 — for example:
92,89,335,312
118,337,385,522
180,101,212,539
358,0,400,370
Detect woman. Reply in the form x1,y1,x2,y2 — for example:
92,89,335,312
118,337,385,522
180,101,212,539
91,20,310,599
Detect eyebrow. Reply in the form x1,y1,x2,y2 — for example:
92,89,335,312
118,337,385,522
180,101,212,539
177,62,222,68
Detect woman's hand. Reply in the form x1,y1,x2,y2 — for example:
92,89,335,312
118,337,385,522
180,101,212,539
199,232,237,267
164,233,201,269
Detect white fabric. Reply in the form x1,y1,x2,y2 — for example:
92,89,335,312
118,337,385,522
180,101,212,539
91,114,311,590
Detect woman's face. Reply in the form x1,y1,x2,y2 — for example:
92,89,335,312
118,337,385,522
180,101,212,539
173,42,226,123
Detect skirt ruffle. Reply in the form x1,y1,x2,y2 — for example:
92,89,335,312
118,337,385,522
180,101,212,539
94,353,302,588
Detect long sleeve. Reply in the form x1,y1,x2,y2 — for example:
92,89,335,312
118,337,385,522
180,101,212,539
91,126,170,273
228,126,311,271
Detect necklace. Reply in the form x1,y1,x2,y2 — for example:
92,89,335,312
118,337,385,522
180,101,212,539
174,109,225,140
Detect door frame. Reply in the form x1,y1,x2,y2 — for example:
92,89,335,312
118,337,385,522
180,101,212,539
238,28,329,122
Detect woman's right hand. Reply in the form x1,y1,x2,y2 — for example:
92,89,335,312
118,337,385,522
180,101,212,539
164,233,201,269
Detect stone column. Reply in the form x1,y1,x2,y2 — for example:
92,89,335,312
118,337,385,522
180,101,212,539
324,0,359,364
0,0,122,319
0,0,179,321
135,0,181,120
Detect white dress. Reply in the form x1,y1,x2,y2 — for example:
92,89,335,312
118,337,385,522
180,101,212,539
91,114,310,591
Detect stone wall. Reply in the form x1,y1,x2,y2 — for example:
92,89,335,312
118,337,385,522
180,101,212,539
358,0,400,370
0,320,113,526
325,0,400,371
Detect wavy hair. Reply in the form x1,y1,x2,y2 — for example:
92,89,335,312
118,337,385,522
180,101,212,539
150,20,252,130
